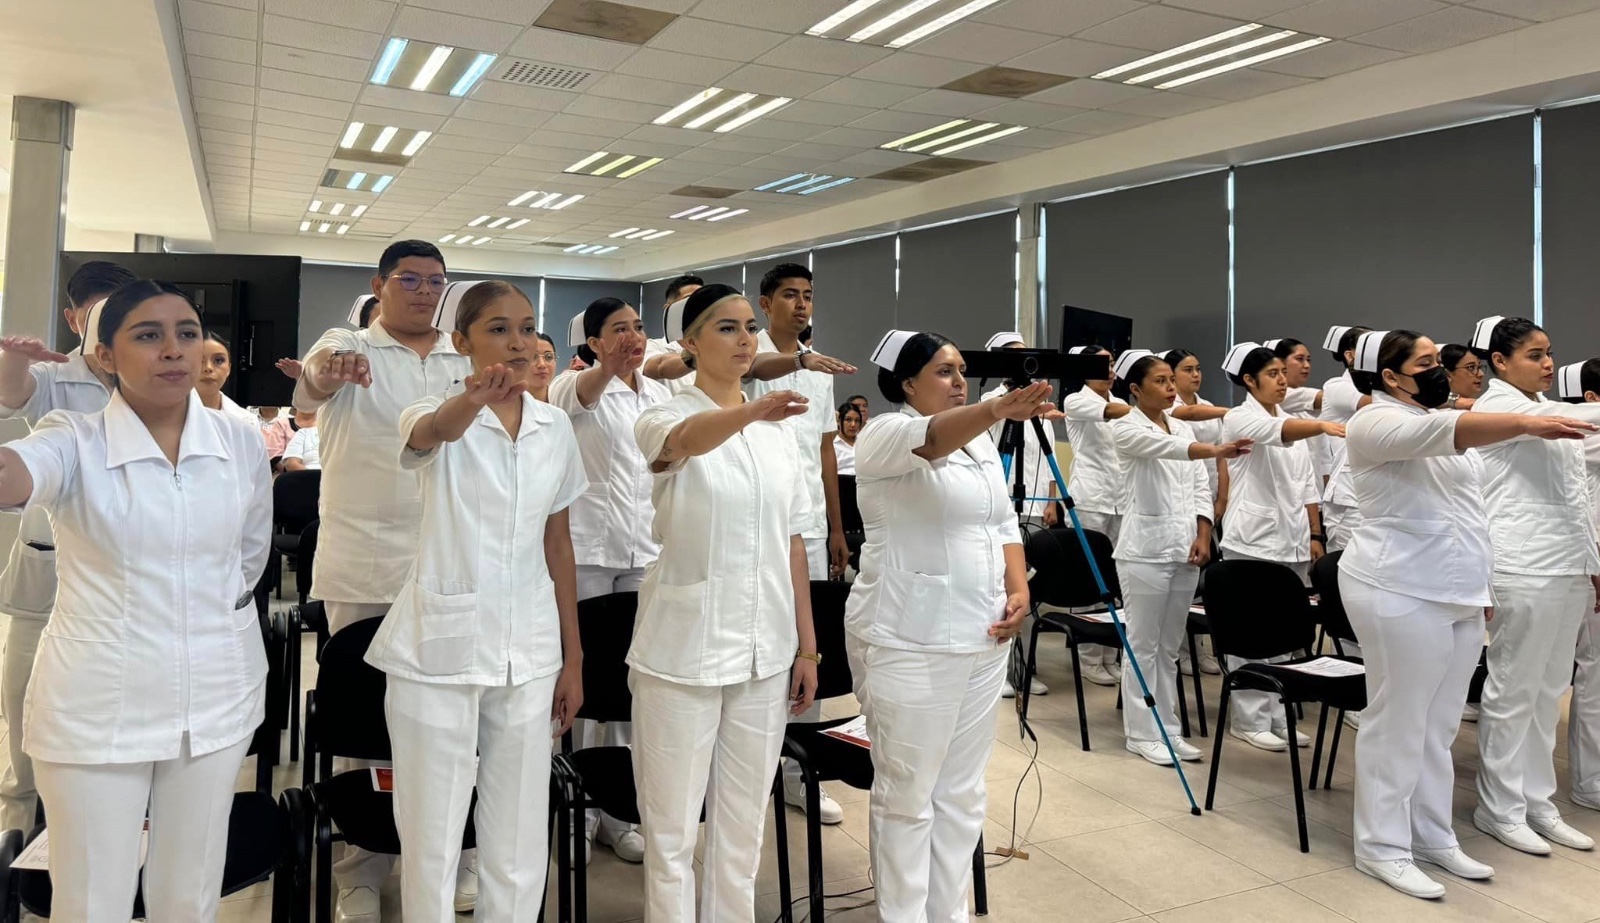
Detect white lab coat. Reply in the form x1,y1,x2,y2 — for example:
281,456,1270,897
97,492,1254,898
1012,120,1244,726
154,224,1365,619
984,382,1061,520
833,435,856,477
1471,378,1600,826
1171,394,1223,499
282,426,321,469
745,330,836,541
549,369,666,572
294,321,471,604
1319,373,1364,549
1060,386,1127,516
217,392,259,429
5,389,272,763
642,337,697,397
1219,394,1319,565
1571,431,1600,803
1283,386,1332,481
1339,396,1488,862
843,406,1016,921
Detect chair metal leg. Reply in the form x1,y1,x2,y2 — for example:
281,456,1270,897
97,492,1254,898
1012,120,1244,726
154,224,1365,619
573,793,588,923
972,834,988,916
314,817,333,923
1023,622,1043,725
1069,641,1091,752
1283,700,1310,853
1308,704,1330,791
288,619,302,763
1189,630,1208,737
1176,660,1191,738
1325,711,1346,791
1206,680,1232,810
772,773,794,923
554,776,570,923
805,769,825,922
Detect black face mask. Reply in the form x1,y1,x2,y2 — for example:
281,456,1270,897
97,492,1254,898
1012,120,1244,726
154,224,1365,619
1397,366,1452,409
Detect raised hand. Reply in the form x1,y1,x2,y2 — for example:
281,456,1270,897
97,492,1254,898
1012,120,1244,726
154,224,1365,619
597,330,643,378
462,364,527,405
276,358,303,380
0,336,70,364
1524,415,1598,440
800,352,857,375
990,381,1055,422
750,389,808,423
314,351,372,390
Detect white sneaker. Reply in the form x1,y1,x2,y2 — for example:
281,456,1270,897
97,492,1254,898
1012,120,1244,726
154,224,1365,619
1082,662,1119,687
1273,727,1312,748
1571,790,1600,812
1414,846,1495,880
1230,728,1288,752
1172,738,1204,762
1001,677,1049,699
1125,739,1174,766
1473,809,1553,856
1355,858,1446,900
1199,653,1221,675
1343,711,1362,731
597,824,646,863
784,781,844,825
1001,680,1016,699
1461,703,1479,722
454,865,478,913
1528,815,1596,851
1179,657,1194,677
335,886,380,923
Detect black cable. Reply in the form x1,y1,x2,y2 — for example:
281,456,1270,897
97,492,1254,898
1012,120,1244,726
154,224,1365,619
767,882,877,923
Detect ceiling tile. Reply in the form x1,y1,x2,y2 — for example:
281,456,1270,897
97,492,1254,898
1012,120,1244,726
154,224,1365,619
255,135,330,155
562,93,665,124
719,63,840,97
184,29,257,62
754,36,892,76
256,107,347,134
359,84,463,115
805,76,923,108
1162,0,1306,16
407,0,554,25
261,44,374,82
848,109,955,132
188,55,258,86
674,146,763,166
262,13,383,58
193,96,256,120
623,123,712,146
1253,39,1407,77
348,104,447,131
683,0,841,32
1047,108,1158,134
850,52,980,88
1003,38,1146,77
264,0,396,31
808,125,907,148
1264,0,1448,37
1025,77,1152,107
974,0,1143,35
442,116,538,142
180,0,260,39
727,118,823,142
776,141,865,162
1173,68,1316,101
256,121,340,146
259,68,364,103
393,6,526,52
767,99,878,126
1464,0,1600,20
971,99,1089,127
260,88,357,120
1004,127,1095,148
467,81,579,112
899,21,1060,65
1352,6,1529,52
614,48,743,84
897,88,1009,117
190,78,256,105
1104,91,1225,118
697,134,790,154
647,16,789,61
200,127,254,147
506,27,638,69
540,112,643,138
586,73,701,106
1077,5,1249,50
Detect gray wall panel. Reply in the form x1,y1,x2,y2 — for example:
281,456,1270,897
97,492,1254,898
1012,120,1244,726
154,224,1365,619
811,236,897,384
1539,103,1600,354
897,212,1018,352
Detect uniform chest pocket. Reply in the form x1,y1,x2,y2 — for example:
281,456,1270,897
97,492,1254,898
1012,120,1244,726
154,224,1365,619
1225,500,1277,550
880,567,952,648
414,587,478,676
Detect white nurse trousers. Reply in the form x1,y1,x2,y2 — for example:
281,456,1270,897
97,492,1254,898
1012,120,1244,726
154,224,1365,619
1118,560,1199,744
1073,511,1122,668
1477,572,1593,825
33,734,251,923
1224,555,1310,735
848,636,1006,923
1571,607,1600,804
1,615,45,832
386,673,556,923
575,566,643,841
631,670,789,922
1340,576,1481,861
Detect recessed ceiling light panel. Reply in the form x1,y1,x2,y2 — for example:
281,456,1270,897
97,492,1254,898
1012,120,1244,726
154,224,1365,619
806,0,1004,50
1091,24,1330,89
335,123,432,165
654,88,791,133
565,151,664,177
509,190,585,210
881,120,1026,157
320,169,395,193
369,37,497,98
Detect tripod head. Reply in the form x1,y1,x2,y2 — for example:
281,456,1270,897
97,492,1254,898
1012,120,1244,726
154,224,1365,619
962,347,1110,393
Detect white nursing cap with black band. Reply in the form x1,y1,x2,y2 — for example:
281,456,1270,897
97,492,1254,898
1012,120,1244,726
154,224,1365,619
1558,361,1586,400
1353,330,1391,373
436,280,487,334
568,312,587,348
871,329,918,371
1470,315,1505,352
1111,349,1154,380
1067,345,1098,355
1322,326,1351,351
1262,338,1284,352
346,294,373,327
663,297,689,342
985,331,1024,350
1221,342,1261,377
78,297,110,357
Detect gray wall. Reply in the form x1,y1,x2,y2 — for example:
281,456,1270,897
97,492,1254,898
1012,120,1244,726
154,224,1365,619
898,212,1018,352
812,236,897,382
1540,102,1600,353
543,278,648,365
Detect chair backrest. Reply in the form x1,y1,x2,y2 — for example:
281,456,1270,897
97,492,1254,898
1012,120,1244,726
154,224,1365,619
837,474,863,535
1201,559,1316,661
296,519,319,599
808,580,855,701
311,617,391,761
273,469,321,535
1309,551,1359,646
1025,526,1121,609
576,592,637,725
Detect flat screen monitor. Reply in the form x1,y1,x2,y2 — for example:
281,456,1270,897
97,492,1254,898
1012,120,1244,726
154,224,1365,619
1059,304,1134,356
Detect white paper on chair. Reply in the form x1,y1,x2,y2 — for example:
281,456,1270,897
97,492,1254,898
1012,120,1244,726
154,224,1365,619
13,821,150,871
821,715,871,749
1280,657,1365,678
1073,610,1113,623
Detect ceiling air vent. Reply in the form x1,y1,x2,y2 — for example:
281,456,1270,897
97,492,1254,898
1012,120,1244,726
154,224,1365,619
670,185,741,199
868,157,989,183
493,59,595,91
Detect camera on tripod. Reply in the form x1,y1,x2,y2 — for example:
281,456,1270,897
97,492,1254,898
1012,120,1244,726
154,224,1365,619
961,347,1111,392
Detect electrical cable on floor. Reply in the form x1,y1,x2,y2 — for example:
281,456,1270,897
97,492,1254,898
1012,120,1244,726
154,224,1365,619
767,880,876,922
988,688,1043,867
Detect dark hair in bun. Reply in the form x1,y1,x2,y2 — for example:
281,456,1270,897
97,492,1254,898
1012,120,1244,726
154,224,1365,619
877,332,955,404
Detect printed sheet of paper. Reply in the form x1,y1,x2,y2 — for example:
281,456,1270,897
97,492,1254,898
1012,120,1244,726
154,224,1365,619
1279,656,1365,678
821,715,871,749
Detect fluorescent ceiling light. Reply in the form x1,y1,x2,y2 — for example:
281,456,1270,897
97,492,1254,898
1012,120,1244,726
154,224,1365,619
509,191,537,206
470,215,490,226
300,220,311,231
564,244,586,252
706,208,747,222
580,245,605,254
330,202,346,215
351,205,367,217
655,87,723,125
370,126,398,153
1092,23,1262,80
487,217,510,228
309,200,322,212
715,96,790,133
755,173,808,192
336,224,349,235
808,0,889,35
532,192,563,208
401,130,431,157
672,205,711,218
346,172,367,190
799,177,856,195
1126,29,1296,85
642,229,674,240
449,53,496,97
340,121,364,149
625,228,657,239
1155,36,1329,88
318,222,331,233
411,45,454,92
372,38,407,85
371,175,394,192
595,246,619,254
883,119,967,150
888,0,1003,48
905,121,995,153
550,194,583,210
930,124,1026,156
506,218,529,230
850,0,941,42
591,154,636,176
472,237,490,246
778,174,832,193
611,227,640,238
686,93,756,129
616,157,662,178
566,151,609,173
440,234,456,243
691,207,729,221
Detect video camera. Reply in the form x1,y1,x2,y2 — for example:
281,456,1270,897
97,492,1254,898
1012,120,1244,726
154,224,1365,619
960,347,1111,393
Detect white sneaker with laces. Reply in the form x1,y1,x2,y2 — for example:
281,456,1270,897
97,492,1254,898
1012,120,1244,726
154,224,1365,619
1172,738,1204,762
1355,858,1446,900
454,863,478,913
784,780,844,825
1082,663,1119,687
1001,677,1049,699
1343,711,1362,731
1473,809,1553,855
335,886,380,923
1528,815,1595,851
1272,727,1312,748
597,824,646,863
1230,728,1288,752
1413,846,1495,880
1125,739,1174,766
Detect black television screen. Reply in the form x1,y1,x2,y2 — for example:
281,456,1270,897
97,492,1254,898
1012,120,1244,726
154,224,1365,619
59,252,301,409
1059,305,1134,356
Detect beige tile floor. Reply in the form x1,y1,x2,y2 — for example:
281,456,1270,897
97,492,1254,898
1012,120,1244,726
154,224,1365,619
20,604,1600,923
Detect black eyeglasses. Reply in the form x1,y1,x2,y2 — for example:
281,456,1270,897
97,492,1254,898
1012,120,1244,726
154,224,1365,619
389,273,448,292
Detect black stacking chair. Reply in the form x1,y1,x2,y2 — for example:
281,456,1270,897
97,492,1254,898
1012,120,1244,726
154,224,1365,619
283,520,326,762
837,474,864,568
773,581,989,921
270,470,321,600
1182,561,1218,738
1202,560,1366,853
0,828,21,923
1020,527,1124,750
1308,551,1361,791
300,619,476,923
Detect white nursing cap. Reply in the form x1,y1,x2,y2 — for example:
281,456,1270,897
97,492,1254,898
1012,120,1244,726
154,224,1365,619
1470,315,1505,352
871,329,918,371
346,294,374,327
1321,326,1351,351
568,311,587,348
663,296,689,342
436,280,488,334
1221,342,1261,377
1353,330,1391,373
1261,338,1284,352
985,331,1024,350
1557,361,1586,400
1111,349,1154,380
1067,345,1099,355
79,297,110,357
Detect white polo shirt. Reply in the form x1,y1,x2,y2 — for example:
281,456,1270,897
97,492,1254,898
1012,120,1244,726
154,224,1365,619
293,321,471,603
1111,409,1213,564
1061,385,1128,516
6,390,272,763
631,387,810,686
743,330,836,540
1220,394,1319,564
366,388,587,686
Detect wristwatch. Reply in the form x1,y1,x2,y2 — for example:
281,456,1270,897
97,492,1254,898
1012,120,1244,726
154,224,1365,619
795,346,812,371
795,651,822,664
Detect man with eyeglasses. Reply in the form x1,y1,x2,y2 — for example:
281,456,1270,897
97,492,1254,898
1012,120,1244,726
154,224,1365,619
293,240,476,922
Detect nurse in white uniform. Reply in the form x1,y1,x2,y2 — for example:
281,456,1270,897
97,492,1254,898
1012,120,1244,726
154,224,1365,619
366,280,587,923
0,280,272,922
1469,315,1600,854
630,284,818,922
1218,343,1344,752
1110,350,1249,765
550,296,665,862
847,329,1045,922
1558,359,1600,813
1060,345,1132,686
642,275,702,397
1442,343,1487,406
833,403,859,477
195,333,261,428
1270,338,1333,483
1165,348,1231,677
1317,326,1372,553
0,260,129,835
1338,329,1593,898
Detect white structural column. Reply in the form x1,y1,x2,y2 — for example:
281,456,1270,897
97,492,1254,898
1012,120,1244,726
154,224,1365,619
1018,202,1043,347
3,97,73,343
